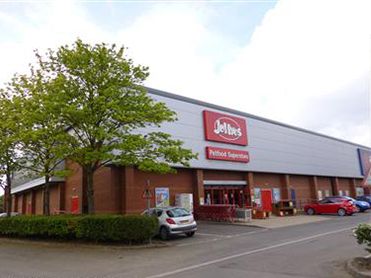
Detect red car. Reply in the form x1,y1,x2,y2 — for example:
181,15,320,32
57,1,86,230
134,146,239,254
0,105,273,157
304,197,357,216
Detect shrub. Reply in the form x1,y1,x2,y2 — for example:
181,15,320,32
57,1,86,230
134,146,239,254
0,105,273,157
0,215,81,239
75,215,158,243
354,223,371,254
0,214,158,243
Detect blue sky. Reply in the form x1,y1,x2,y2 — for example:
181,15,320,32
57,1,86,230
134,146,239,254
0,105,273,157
0,0,370,148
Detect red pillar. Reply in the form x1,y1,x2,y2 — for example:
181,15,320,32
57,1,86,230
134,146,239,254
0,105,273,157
14,195,18,212
31,191,36,215
331,177,340,196
21,194,26,215
122,166,134,214
281,174,290,200
310,176,319,200
349,179,357,198
246,172,254,206
194,169,204,206
58,183,66,212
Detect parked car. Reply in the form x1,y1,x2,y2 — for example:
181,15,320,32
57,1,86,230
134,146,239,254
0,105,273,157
332,196,370,212
0,212,20,218
142,207,197,240
304,197,357,216
355,195,371,206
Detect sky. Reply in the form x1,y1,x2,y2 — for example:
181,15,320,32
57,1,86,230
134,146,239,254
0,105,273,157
0,0,370,151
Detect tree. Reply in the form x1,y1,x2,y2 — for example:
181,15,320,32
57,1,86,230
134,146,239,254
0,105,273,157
35,39,197,214
0,95,21,216
8,70,72,216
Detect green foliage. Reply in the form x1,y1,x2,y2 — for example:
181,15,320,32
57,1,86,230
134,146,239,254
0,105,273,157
0,95,22,175
0,95,22,214
31,39,197,213
0,214,158,243
0,215,79,238
2,39,197,214
7,63,73,184
354,223,371,254
36,39,197,172
75,215,158,242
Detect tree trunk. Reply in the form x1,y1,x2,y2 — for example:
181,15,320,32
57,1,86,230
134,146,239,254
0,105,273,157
82,167,88,214
43,175,50,216
5,173,12,217
86,167,95,214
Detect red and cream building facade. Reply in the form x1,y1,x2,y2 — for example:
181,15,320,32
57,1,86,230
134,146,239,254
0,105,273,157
11,88,371,215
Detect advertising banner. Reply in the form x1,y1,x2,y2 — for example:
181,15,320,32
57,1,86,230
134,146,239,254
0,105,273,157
206,146,249,163
272,188,280,203
254,188,261,207
155,187,170,207
203,110,248,146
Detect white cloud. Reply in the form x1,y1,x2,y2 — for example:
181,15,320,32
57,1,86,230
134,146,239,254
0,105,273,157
127,0,371,146
0,1,108,86
0,0,369,148
217,0,371,146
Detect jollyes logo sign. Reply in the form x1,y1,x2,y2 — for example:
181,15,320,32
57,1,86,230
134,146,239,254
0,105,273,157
203,110,248,146
213,117,242,141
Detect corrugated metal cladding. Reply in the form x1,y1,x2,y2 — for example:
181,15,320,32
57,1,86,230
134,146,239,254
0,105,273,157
143,88,370,178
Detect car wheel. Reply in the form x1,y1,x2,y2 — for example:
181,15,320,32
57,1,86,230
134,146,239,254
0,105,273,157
337,208,346,216
185,231,195,237
160,227,169,240
306,208,315,215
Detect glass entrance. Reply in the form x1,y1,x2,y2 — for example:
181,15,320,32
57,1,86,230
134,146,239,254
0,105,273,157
204,187,245,207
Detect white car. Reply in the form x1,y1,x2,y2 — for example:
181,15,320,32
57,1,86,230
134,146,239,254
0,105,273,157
0,212,20,217
142,207,197,240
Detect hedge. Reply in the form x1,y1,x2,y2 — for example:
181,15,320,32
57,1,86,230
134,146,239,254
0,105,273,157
0,214,158,243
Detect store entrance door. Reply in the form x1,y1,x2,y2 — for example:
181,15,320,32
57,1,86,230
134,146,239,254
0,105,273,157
261,189,273,212
204,187,245,207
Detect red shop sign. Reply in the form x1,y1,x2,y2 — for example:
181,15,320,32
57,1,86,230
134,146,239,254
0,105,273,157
206,147,249,163
203,110,248,146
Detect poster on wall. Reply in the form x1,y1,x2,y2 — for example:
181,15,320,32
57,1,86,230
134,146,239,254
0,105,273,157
254,188,261,207
175,194,194,212
356,187,365,197
272,188,281,203
317,190,323,200
155,187,170,207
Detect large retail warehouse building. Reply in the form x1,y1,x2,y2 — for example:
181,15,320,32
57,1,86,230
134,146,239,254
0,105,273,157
11,88,371,215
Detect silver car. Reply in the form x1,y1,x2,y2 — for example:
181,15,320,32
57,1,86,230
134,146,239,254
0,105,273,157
143,207,197,240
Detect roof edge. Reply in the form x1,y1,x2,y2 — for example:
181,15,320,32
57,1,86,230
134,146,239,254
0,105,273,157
145,87,371,150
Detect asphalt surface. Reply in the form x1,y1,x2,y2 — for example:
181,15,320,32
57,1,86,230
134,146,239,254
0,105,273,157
0,213,370,278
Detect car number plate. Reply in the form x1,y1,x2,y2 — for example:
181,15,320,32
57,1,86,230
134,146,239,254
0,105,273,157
180,220,189,224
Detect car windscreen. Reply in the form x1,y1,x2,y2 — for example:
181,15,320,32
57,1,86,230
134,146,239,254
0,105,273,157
166,208,191,218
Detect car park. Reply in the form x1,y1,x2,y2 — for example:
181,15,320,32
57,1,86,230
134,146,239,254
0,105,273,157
332,196,370,212
304,197,357,216
142,207,197,240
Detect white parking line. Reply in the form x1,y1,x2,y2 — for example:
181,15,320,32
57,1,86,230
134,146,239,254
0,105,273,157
145,226,354,278
196,232,230,237
176,229,269,247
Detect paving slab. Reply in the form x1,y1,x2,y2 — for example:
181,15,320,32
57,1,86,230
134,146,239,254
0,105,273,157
245,214,331,228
